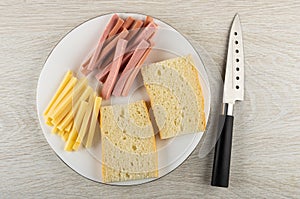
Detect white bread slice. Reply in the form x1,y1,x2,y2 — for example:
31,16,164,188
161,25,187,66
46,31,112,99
141,55,206,139
100,100,158,183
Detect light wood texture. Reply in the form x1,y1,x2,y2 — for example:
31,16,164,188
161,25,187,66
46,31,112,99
1,0,299,198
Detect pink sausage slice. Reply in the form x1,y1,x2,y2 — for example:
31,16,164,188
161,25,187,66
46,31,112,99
96,51,133,83
81,67,91,76
95,64,110,83
143,16,154,27
80,47,96,75
101,39,128,100
96,29,129,69
125,20,144,42
111,68,134,96
112,40,149,96
87,14,119,71
108,17,124,38
100,20,144,69
122,45,153,96
122,17,135,30
127,22,156,52
122,40,149,75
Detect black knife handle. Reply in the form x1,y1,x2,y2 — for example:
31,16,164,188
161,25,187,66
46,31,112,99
211,115,234,187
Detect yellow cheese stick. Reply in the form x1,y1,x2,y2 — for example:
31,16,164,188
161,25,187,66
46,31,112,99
85,96,102,148
55,78,88,130
72,78,88,102
49,90,73,123
62,131,70,141
46,120,53,126
50,78,88,124
54,78,88,128
52,103,72,125
43,70,72,117
64,127,77,151
63,123,72,141
65,122,73,133
51,126,58,134
73,93,94,150
46,77,77,119
64,101,88,151
58,87,92,131
58,129,64,136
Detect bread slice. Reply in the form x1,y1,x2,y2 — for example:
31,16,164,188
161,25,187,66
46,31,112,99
141,55,206,139
100,100,158,183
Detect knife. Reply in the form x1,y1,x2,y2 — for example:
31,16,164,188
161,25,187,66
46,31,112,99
211,14,244,187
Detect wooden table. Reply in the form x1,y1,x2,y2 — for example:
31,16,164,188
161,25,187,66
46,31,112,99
1,0,299,198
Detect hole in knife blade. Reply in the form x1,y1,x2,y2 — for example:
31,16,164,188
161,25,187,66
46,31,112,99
236,76,239,80
234,32,238,36
236,67,240,71
235,40,238,44
236,58,239,62
236,49,239,53
236,85,239,89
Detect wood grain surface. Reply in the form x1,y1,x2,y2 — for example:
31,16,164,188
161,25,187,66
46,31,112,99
1,0,299,198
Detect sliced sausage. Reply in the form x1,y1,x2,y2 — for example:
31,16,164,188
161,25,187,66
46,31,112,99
111,68,134,96
96,28,129,69
122,44,153,96
101,39,128,100
127,22,156,52
144,16,154,27
112,40,149,96
125,20,144,41
122,40,149,74
122,16,135,29
108,17,124,38
87,14,119,71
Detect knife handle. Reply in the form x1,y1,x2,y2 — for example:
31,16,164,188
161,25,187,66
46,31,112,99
211,115,234,187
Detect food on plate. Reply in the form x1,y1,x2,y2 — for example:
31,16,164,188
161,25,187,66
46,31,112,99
86,14,119,72
121,45,153,96
144,16,154,27
43,70,73,117
100,100,158,182
101,39,128,100
96,29,129,68
85,96,102,148
43,70,102,151
65,100,88,151
108,17,124,38
73,92,95,150
80,14,157,99
57,78,89,132
112,39,150,96
141,55,206,139
121,16,134,29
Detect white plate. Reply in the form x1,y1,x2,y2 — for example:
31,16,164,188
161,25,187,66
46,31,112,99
36,13,211,185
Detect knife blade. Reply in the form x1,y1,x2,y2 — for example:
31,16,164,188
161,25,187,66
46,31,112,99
211,14,244,188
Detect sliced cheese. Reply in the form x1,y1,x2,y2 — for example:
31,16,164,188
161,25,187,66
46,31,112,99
58,129,64,136
73,93,94,150
64,101,88,151
85,96,102,148
51,78,88,123
72,77,88,103
58,86,92,131
46,119,53,126
62,131,70,141
51,126,58,134
50,90,73,124
65,122,73,133
43,70,72,117
46,77,77,119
